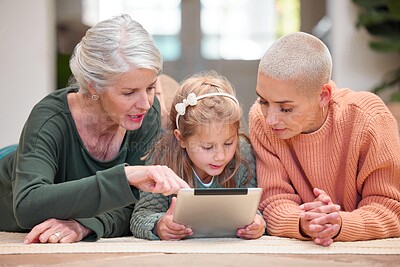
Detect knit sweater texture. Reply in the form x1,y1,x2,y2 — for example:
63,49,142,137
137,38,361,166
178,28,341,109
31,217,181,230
249,82,400,242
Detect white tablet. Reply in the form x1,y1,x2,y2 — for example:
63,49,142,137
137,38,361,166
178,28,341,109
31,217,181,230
173,188,262,238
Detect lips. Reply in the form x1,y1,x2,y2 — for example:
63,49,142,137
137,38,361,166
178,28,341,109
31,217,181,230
128,113,146,122
210,164,223,169
129,114,143,119
272,127,286,134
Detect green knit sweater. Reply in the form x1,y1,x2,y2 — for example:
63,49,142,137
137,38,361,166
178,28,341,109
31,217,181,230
130,138,257,240
0,87,160,240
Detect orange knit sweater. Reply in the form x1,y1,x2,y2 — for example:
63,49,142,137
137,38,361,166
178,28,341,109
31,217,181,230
249,82,400,241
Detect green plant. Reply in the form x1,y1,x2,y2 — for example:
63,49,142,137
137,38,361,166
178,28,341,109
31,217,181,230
353,0,400,101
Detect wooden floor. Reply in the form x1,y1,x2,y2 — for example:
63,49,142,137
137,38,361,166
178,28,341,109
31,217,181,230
1,253,400,267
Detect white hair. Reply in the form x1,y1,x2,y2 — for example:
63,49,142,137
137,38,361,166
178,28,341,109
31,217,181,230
69,14,163,93
259,32,332,94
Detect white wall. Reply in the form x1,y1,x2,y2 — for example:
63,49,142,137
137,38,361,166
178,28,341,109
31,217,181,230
0,0,55,147
0,0,398,148
328,0,400,91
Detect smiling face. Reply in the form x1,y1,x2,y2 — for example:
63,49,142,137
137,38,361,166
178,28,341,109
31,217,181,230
256,72,327,139
98,68,157,131
177,123,238,182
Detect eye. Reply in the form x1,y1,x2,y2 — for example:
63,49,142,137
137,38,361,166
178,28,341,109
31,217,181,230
202,145,213,151
280,107,293,113
147,85,156,93
257,98,268,105
224,142,233,146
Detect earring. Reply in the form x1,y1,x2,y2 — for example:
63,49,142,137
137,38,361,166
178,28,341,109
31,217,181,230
92,94,99,101
322,106,325,117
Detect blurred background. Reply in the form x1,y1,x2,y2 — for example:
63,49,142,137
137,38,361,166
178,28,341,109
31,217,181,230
1,0,399,147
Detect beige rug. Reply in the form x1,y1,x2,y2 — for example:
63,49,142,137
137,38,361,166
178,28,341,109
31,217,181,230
1,231,399,255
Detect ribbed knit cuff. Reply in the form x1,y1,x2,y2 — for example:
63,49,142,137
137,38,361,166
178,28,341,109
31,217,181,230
334,211,365,241
130,212,164,240
265,204,311,241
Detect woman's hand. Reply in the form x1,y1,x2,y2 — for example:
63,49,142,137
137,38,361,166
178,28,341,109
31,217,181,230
236,213,266,239
23,218,93,244
125,165,189,195
299,188,342,247
155,197,193,240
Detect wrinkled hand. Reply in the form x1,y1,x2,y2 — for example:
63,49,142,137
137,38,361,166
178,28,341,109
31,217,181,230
155,197,193,240
237,214,266,240
299,188,342,247
23,218,92,244
125,165,189,196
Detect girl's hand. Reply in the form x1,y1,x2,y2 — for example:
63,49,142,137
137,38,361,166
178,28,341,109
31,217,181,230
23,218,92,244
236,214,266,239
155,197,193,240
125,165,189,196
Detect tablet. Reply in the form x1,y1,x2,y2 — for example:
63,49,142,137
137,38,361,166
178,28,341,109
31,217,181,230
173,188,262,238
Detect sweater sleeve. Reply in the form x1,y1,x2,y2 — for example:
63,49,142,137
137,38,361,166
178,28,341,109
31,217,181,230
249,103,309,240
76,203,135,241
335,111,400,241
13,149,138,230
236,136,257,188
130,191,170,240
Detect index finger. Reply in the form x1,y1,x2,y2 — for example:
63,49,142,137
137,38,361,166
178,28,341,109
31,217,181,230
164,168,189,190
313,188,334,205
24,221,52,244
299,201,324,211
310,211,340,225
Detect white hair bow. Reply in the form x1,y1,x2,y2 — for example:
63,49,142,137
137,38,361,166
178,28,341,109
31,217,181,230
174,92,239,129
175,93,198,116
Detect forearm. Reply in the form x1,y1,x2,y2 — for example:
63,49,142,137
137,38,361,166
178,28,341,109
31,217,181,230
335,200,400,241
14,164,137,229
76,204,135,241
262,199,310,240
130,210,164,240
130,191,170,240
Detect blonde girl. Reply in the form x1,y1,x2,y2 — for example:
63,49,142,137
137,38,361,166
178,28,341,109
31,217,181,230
130,70,265,240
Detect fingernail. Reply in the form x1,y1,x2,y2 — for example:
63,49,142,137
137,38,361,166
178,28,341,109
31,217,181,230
299,204,304,209
335,205,341,210
23,239,29,244
299,212,305,217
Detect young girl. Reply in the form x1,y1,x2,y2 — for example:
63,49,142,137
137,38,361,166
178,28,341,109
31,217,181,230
130,71,265,240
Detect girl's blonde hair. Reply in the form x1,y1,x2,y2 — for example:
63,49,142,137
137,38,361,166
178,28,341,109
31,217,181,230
146,70,252,188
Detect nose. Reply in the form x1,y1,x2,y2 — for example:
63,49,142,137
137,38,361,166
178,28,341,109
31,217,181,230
136,90,151,111
213,146,226,162
265,109,279,126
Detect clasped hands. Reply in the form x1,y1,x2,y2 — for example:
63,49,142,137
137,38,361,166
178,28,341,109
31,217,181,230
299,188,342,247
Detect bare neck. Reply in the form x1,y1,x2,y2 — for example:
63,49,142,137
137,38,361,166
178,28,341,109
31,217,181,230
67,91,126,161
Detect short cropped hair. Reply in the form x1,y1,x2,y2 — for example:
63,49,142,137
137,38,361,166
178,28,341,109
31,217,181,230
259,32,332,95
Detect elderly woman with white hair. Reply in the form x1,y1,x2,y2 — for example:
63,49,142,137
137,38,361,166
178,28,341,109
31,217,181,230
0,14,188,243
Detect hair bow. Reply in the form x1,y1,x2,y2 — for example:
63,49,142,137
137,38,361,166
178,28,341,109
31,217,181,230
175,93,198,116
174,91,239,129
